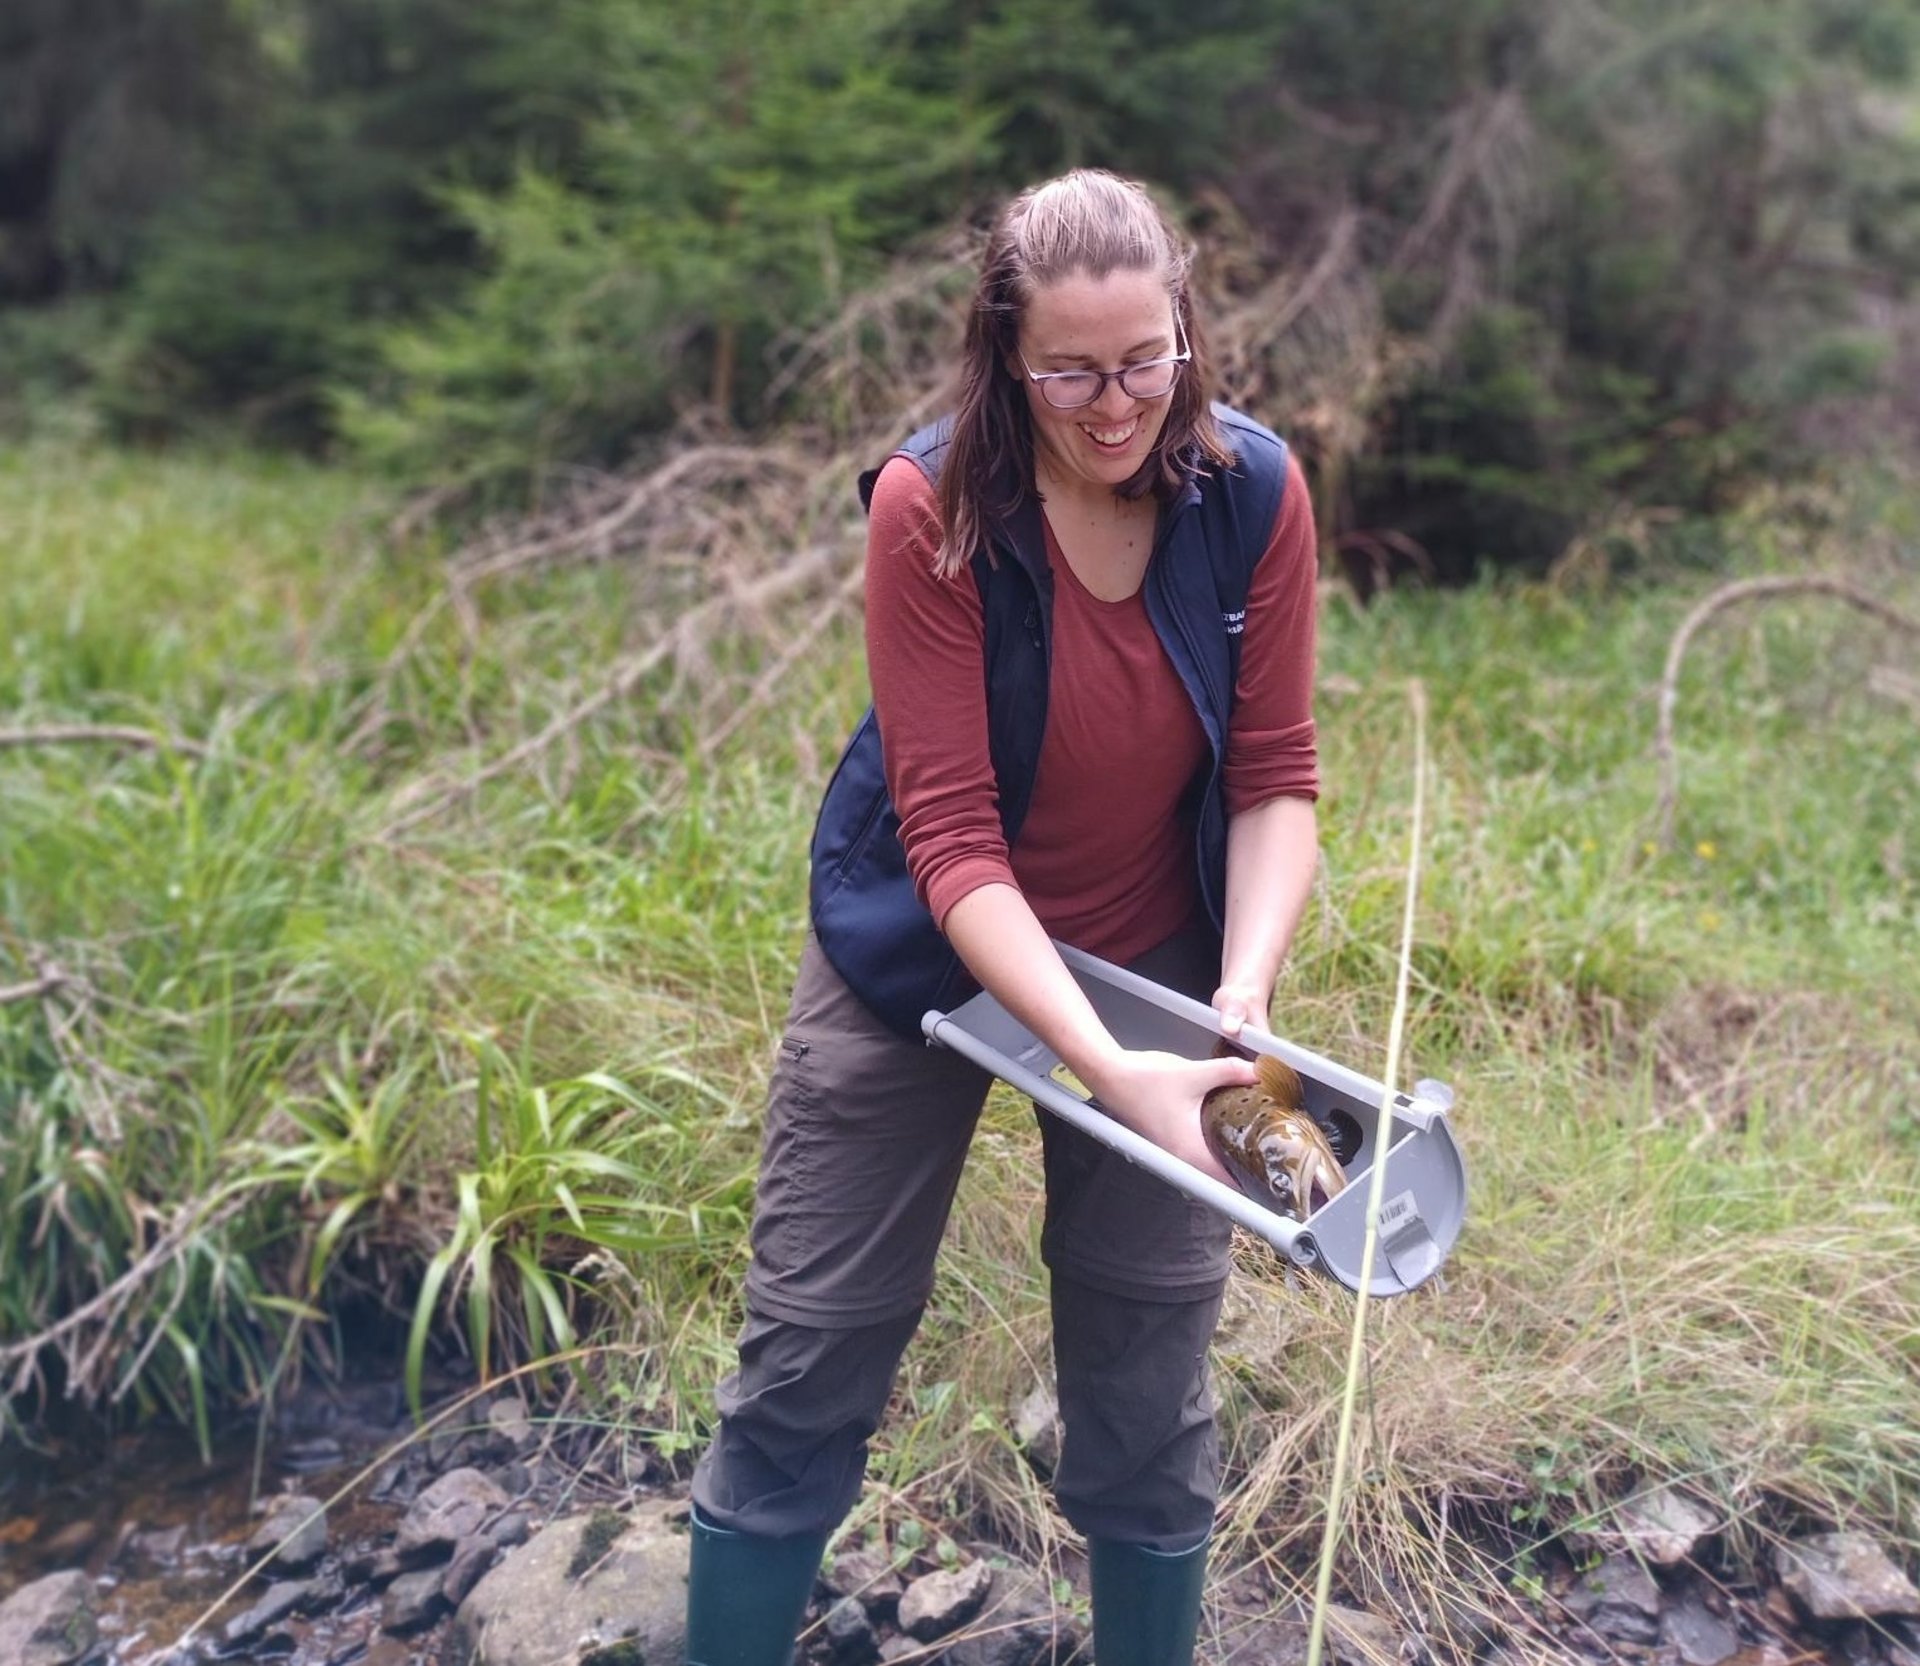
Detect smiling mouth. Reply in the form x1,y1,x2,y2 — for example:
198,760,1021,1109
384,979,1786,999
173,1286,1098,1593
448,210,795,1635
1080,418,1138,449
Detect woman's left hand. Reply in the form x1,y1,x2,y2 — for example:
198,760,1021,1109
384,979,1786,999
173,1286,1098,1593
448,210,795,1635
1211,981,1271,1041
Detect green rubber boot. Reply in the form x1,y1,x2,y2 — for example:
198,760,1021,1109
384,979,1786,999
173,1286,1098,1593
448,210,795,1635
684,1506,828,1666
1088,1536,1208,1666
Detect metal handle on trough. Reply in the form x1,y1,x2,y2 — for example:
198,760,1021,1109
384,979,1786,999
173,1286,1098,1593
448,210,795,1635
921,1010,1319,1269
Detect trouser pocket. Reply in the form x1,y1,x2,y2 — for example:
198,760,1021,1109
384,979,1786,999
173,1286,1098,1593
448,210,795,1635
745,932,990,1327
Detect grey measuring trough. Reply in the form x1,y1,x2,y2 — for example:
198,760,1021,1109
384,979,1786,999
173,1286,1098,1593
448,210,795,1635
923,943,1467,1297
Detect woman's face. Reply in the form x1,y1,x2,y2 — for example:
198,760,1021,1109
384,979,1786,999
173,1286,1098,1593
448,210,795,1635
1012,267,1180,498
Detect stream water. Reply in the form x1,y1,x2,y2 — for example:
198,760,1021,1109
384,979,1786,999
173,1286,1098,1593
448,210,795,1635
0,1375,424,1663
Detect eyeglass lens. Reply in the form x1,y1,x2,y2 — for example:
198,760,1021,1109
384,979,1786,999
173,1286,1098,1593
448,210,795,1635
1039,360,1182,409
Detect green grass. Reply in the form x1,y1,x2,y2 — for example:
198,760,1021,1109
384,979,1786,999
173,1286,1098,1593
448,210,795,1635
2,440,1916,1650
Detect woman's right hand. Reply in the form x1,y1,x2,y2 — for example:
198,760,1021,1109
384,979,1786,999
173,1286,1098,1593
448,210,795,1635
1081,1048,1256,1186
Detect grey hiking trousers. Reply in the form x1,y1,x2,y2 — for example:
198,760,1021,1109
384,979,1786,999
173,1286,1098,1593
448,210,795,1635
691,927,1233,1551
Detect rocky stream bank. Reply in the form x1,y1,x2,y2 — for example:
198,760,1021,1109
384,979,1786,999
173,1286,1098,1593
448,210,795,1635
3,1377,1917,1666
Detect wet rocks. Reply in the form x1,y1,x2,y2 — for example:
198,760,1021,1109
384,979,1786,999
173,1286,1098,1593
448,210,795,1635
277,1436,347,1476
1775,1533,1920,1621
1886,1617,1920,1666
421,1394,538,1476
203,1444,518,1658
442,1535,499,1606
246,1494,330,1573
344,1469,515,1639
393,1467,510,1563
1609,1486,1719,1566
1662,1587,1743,1666
820,1546,904,1622
451,1498,690,1666
483,1397,537,1458
17,1381,1920,1666
381,1567,451,1634
447,1508,1080,1666
0,1571,98,1666
1214,1601,1407,1666
1561,1551,1666,1646
818,1548,1078,1666
120,1522,191,1568
1321,1603,1408,1665
223,1577,325,1649
898,1560,992,1641
937,1564,1074,1666
824,1594,879,1662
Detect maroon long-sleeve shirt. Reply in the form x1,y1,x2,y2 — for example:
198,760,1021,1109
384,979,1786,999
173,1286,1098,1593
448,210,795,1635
864,452,1320,969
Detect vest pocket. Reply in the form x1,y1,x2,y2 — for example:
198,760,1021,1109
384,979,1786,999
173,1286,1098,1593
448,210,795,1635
827,786,888,886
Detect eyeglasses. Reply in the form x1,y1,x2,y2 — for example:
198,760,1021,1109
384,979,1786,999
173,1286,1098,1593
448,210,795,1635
1016,322,1191,410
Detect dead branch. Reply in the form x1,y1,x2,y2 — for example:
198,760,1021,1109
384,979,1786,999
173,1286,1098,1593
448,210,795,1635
761,246,970,416
36,970,141,1146
1271,86,1382,145
1869,664,1920,718
379,537,854,838
1654,575,1920,846
1390,89,1529,274
337,590,453,760
696,563,866,758
449,443,806,592
0,1193,246,1399
386,479,464,545
1226,209,1361,358
0,724,212,759
0,968,67,1005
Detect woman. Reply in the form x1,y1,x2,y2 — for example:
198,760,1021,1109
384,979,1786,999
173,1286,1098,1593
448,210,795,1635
686,168,1320,1666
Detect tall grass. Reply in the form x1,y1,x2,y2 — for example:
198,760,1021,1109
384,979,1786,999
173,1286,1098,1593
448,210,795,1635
1,441,1916,1649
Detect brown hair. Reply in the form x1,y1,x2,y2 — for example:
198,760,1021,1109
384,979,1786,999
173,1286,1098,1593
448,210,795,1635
933,169,1235,579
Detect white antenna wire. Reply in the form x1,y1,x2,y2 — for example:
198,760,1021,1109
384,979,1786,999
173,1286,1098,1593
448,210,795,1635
1304,679,1429,1666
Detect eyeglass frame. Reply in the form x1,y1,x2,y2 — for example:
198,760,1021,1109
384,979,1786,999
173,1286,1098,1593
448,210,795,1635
1014,320,1192,410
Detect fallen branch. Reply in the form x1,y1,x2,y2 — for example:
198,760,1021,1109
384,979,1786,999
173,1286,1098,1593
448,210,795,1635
1869,663,1920,718
0,1192,247,1399
1240,208,1361,351
1654,575,1920,846
380,538,853,838
449,443,804,592
696,563,866,758
0,968,67,1006
0,723,212,759
337,590,452,761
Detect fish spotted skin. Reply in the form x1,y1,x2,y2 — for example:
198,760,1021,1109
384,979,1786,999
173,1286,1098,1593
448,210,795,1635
1202,1054,1349,1221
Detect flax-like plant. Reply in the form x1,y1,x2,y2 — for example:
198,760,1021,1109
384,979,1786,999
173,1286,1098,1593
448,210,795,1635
402,1033,744,1417
252,1034,429,1298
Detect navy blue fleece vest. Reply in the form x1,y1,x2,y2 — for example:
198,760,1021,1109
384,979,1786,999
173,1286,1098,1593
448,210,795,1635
809,403,1290,1038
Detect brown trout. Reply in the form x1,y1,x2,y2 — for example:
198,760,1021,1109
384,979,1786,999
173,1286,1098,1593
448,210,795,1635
1202,1054,1349,1221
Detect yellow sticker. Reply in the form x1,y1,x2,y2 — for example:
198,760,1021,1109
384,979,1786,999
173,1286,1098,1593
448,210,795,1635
1048,1062,1092,1100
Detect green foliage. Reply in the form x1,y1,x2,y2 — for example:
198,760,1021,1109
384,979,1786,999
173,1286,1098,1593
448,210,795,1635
912,0,1292,182
0,299,114,443
94,0,512,444
6,0,1920,559
267,1036,427,1298
333,171,662,488
0,0,257,296
399,1036,743,1415
1227,0,1920,574
342,0,981,485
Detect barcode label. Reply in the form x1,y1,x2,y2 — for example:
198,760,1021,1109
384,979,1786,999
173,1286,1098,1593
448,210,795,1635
1377,1190,1419,1233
